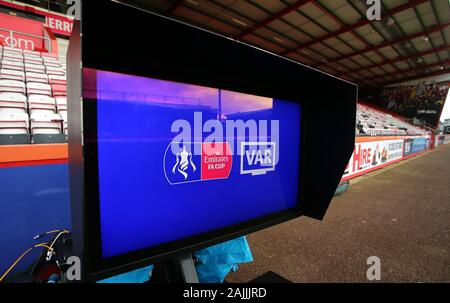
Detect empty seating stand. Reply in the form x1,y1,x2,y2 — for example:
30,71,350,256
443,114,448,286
356,104,426,137
0,46,67,145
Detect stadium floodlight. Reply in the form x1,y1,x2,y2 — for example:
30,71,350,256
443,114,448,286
67,0,357,281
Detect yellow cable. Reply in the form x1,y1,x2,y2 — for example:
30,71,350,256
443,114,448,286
45,230,64,235
48,230,70,251
0,230,70,283
0,242,53,283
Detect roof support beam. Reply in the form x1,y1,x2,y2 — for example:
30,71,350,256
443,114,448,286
366,59,450,82
377,68,450,87
339,45,450,76
311,1,399,79
165,0,185,15
314,22,450,68
281,0,429,56
234,0,311,39
170,1,367,83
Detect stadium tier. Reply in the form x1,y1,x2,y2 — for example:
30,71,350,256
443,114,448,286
356,103,427,137
0,46,67,145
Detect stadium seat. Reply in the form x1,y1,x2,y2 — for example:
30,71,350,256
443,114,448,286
0,112,30,145
0,69,25,82
24,55,44,65
2,52,24,62
30,112,66,144
28,94,56,114
23,49,41,56
52,84,67,96
41,53,58,60
0,80,26,94
1,60,24,71
56,95,68,135
3,46,23,54
356,103,426,137
26,82,52,96
59,110,68,135
0,92,27,113
43,60,62,68
45,66,65,76
25,63,45,74
55,96,67,112
48,75,66,85
26,72,48,84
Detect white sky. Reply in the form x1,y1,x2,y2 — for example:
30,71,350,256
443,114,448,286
440,90,450,122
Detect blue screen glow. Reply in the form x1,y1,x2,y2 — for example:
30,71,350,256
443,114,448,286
86,68,301,258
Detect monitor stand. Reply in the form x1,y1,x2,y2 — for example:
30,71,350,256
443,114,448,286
150,253,199,283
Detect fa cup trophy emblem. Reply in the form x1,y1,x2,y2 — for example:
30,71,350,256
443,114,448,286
172,145,197,180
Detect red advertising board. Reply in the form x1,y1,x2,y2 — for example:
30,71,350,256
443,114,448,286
44,13,73,36
0,12,45,50
341,136,431,182
0,0,73,36
342,138,404,181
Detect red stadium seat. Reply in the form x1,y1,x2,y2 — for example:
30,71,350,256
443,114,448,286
51,84,67,96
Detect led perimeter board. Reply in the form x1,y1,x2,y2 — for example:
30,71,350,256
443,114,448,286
68,0,358,281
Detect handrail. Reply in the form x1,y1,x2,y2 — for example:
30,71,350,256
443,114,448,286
0,27,51,52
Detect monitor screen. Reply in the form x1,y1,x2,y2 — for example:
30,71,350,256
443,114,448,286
83,68,301,259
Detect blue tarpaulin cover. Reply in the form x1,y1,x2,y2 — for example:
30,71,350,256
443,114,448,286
97,265,153,283
194,236,253,283
97,237,253,283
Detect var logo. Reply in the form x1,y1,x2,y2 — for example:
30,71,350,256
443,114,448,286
240,142,276,176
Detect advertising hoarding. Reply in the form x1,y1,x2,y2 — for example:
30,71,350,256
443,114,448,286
343,139,404,181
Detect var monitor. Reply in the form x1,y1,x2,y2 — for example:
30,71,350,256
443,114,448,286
87,68,301,259
68,0,357,280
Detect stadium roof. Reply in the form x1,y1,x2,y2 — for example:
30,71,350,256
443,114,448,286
122,0,450,88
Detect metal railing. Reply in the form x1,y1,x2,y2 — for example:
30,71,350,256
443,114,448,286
0,27,51,53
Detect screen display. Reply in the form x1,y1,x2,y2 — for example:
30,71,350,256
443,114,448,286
85,69,301,258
